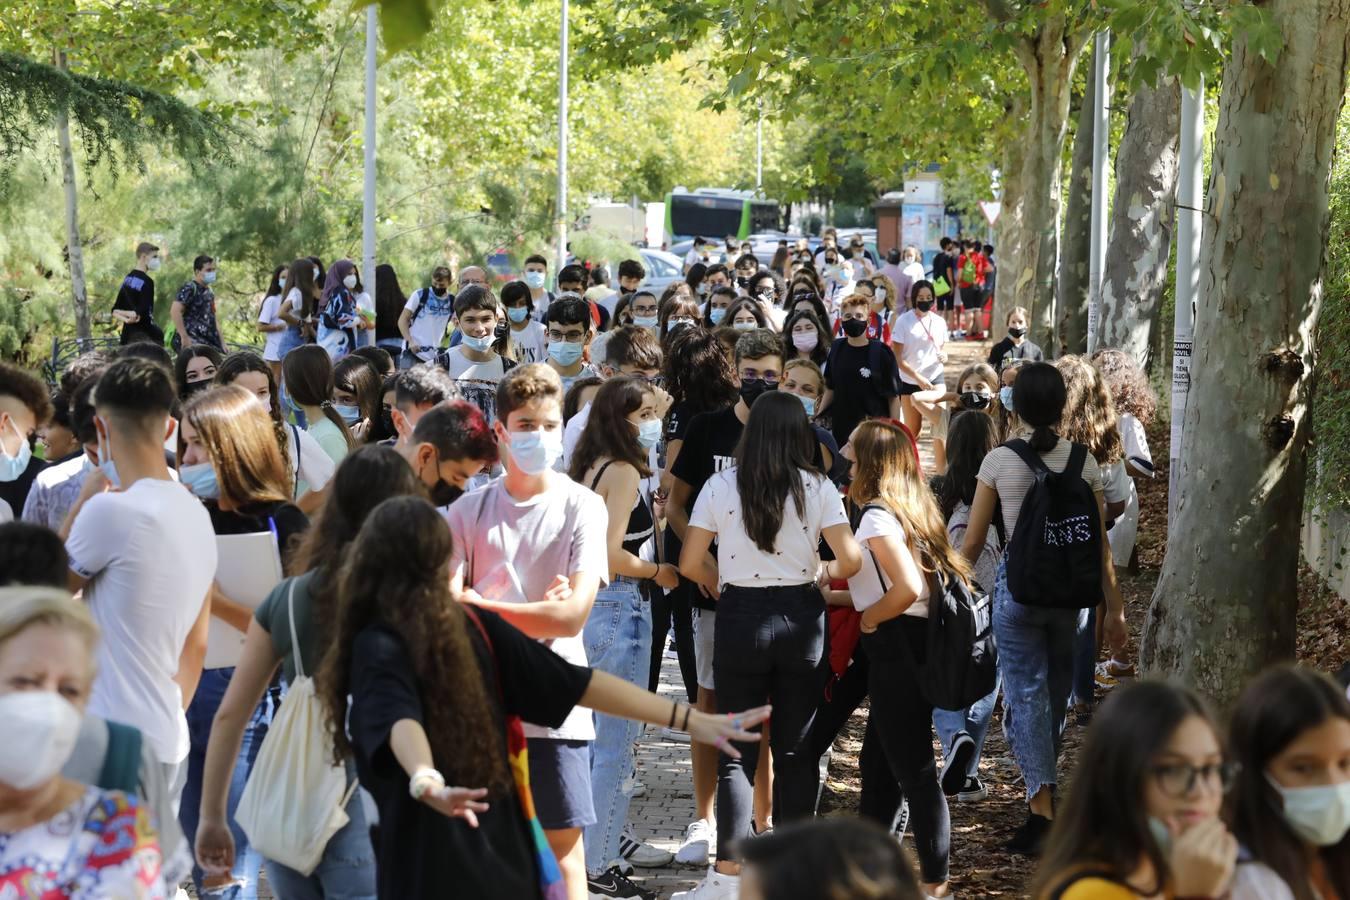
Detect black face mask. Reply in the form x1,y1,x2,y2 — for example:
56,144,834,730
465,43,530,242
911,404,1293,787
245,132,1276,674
376,408,396,441
429,478,463,508
738,378,776,407
1008,326,1027,339
183,379,212,398
916,300,935,312
736,276,751,289
960,391,992,411
842,317,868,338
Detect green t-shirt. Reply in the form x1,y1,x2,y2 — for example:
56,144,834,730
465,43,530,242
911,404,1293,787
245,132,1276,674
253,570,320,684
307,417,350,467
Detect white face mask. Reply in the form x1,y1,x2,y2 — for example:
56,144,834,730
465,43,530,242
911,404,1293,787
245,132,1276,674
147,257,161,272
1271,775,1350,846
0,691,83,790
343,274,358,290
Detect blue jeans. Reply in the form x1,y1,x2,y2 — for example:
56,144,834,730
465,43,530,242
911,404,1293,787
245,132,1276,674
932,673,1002,779
991,559,1086,801
179,668,273,899
583,578,652,874
264,772,377,900
1071,604,1097,708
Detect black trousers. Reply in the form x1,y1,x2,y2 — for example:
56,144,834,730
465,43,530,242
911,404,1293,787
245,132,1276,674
861,616,950,883
713,584,829,861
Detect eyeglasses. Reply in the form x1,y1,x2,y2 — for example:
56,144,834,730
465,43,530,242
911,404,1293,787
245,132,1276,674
1150,762,1239,798
548,329,586,343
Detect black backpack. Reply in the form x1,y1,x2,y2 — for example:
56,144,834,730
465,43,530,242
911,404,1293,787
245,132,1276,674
1002,438,1103,609
918,560,998,711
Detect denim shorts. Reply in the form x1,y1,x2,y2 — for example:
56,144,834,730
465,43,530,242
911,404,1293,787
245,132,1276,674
526,738,596,830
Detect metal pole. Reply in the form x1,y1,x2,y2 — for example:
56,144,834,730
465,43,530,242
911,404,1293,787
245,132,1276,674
556,0,569,274
363,5,378,299
1170,76,1204,529
1085,30,1110,355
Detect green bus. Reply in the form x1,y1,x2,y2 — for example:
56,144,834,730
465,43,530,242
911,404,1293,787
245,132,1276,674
664,188,781,243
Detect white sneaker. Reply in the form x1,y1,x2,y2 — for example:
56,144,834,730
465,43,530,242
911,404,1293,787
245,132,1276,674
619,830,674,868
675,818,716,867
672,869,739,899
661,727,691,744
631,778,646,799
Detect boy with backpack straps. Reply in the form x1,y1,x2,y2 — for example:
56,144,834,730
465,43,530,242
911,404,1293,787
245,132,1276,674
956,362,1126,856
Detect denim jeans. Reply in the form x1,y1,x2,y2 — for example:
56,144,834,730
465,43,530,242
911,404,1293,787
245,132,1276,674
264,766,377,900
583,578,652,874
713,583,829,861
932,674,1002,779
1071,604,1097,708
992,559,1087,801
179,668,273,900
862,617,950,884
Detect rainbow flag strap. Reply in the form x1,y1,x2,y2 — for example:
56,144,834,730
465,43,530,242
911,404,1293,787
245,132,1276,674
506,715,567,900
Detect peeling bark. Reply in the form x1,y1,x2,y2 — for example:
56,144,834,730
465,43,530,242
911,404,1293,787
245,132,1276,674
1140,0,1350,707
1099,64,1181,369
1057,51,1096,356
55,50,91,344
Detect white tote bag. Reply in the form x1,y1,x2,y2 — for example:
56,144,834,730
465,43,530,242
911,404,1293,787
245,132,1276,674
235,580,357,875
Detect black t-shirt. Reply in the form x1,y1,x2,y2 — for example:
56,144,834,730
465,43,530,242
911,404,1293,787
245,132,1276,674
348,612,592,900
931,252,956,288
823,338,901,446
113,269,163,345
0,454,47,523
206,499,310,564
987,337,1045,372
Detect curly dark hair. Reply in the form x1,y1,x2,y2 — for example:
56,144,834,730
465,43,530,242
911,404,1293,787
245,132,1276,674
0,361,55,426
662,327,737,424
316,496,510,791
1091,348,1157,426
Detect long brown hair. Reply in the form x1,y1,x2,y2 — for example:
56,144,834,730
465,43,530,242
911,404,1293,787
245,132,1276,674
1056,355,1122,464
316,496,510,791
283,345,356,449
568,376,653,482
286,257,321,319
181,385,290,510
215,351,293,490
848,419,972,583
1228,665,1350,900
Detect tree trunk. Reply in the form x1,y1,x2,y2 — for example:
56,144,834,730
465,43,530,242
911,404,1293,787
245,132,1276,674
55,50,91,345
1007,18,1089,351
1140,0,1350,706
993,95,1029,330
1099,64,1181,368
1056,47,1097,356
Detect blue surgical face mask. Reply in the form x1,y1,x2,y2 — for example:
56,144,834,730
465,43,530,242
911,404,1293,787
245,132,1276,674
0,415,32,482
1147,816,1172,857
505,428,564,475
667,317,696,333
179,462,220,499
732,320,756,331
793,392,816,417
334,403,362,425
548,341,584,367
506,306,529,323
523,271,547,290
461,332,495,353
1000,386,1015,413
633,315,659,330
709,307,727,325
1269,775,1350,847
94,416,120,489
203,270,217,284
635,418,663,450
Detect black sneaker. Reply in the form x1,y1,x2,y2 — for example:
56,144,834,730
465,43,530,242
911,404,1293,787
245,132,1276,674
955,776,988,802
588,866,655,900
1007,812,1052,855
942,732,976,796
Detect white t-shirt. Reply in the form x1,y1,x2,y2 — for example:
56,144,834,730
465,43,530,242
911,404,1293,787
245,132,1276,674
286,423,336,498
441,346,506,382
402,287,455,360
1107,413,1152,565
598,291,623,317
66,479,217,764
892,309,948,385
1228,861,1297,900
258,293,285,361
443,477,610,740
689,467,847,588
511,320,547,364
531,289,556,320
856,506,930,618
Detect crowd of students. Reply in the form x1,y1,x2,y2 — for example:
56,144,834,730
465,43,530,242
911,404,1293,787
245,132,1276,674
0,236,1345,900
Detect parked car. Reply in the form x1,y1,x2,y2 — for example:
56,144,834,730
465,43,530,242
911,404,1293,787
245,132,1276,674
638,248,684,295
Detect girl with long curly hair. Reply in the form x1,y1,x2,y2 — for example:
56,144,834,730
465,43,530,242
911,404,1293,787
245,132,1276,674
320,496,767,900
1055,354,1129,714
195,444,423,898
1091,348,1157,576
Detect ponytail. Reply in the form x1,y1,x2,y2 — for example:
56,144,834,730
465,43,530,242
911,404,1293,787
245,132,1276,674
1029,425,1058,453
319,399,357,450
